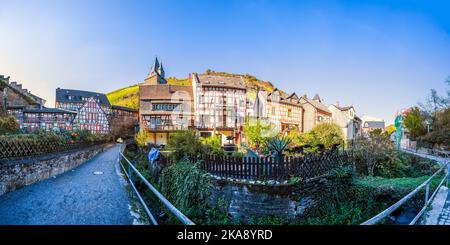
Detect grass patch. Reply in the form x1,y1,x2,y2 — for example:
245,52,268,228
355,176,430,191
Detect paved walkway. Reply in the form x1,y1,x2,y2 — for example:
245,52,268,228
405,149,450,225
436,189,450,225
0,144,136,225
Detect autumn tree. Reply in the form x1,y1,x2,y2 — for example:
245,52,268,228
135,129,150,149
354,134,394,176
403,107,426,140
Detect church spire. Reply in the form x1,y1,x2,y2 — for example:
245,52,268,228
144,56,167,85
159,62,165,78
154,57,160,70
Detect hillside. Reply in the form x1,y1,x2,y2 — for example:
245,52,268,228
106,77,191,110
106,71,283,110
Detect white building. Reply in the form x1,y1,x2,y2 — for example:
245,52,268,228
328,103,361,139
360,115,385,136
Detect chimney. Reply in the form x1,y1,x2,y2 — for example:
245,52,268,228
336,101,340,107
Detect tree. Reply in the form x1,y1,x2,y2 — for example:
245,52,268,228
135,129,149,149
287,122,344,154
413,77,450,148
403,107,426,140
384,124,396,137
354,134,394,176
244,118,278,150
419,77,449,128
422,108,450,147
310,122,345,149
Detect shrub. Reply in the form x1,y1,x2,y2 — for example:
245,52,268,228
354,135,439,178
85,133,114,144
266,135,291,158
159,159,212,223
289,122,344,154
166,130,204,161
200,135,224,156
0,116,19,134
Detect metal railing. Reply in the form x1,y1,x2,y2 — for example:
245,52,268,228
402,147,450,159
361,153,449,225
118,144,195,225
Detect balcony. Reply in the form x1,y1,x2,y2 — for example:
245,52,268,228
144,124,195,132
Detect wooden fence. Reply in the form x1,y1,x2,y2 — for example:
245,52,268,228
200,151,353,182
0,139,91,159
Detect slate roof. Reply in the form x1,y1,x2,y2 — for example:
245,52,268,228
111,105,138,112
301,97,332,114
56,88,110,107
139,84,193,100
313,94,321,102
363,121,385,128
286,92,299,100
195,74,246,90
331,104,354,111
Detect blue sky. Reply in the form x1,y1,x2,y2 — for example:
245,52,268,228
0,0,449,124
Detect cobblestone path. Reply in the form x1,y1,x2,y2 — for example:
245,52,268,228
437,196,450,225
0,144,135,225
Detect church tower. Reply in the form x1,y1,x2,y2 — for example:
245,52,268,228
144,57,167,85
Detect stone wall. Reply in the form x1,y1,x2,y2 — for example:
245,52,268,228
208,175,351,221
109,115,138,137
0,143,113,196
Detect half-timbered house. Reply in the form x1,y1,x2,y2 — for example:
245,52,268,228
253,88,304,134
72,97,110,134
22,107,76,132
139,58,194,145
192,73,247,144
55,88,111,134
1,75,46,125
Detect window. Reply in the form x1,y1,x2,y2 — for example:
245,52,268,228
288,108,292,117
272,107,276,115
200,132,212,138
152,104,178,111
